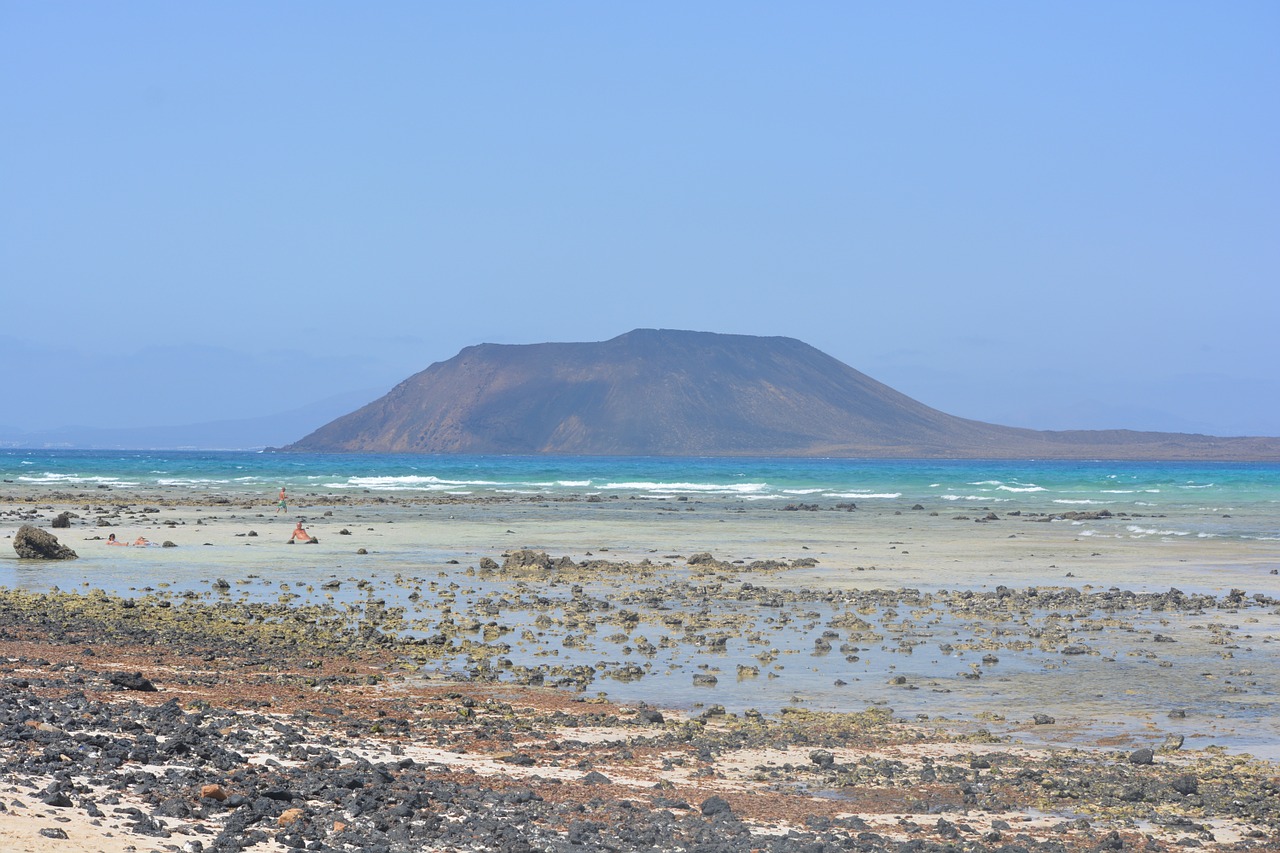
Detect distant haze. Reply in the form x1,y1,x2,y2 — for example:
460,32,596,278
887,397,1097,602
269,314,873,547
3,5,1276,445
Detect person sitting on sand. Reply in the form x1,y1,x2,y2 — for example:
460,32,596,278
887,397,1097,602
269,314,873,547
106,533,127,545
288,521,318,544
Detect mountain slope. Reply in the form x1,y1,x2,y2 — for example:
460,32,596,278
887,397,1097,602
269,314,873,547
284,330,1280,460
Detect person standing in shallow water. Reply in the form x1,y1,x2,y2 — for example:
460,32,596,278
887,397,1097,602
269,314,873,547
276,487,287,514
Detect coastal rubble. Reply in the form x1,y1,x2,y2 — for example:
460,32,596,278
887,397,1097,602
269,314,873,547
3,485,1280,851
1,585,1278,851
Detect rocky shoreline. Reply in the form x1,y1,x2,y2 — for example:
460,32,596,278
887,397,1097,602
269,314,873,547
4,487,1280,851
2,585,1278,852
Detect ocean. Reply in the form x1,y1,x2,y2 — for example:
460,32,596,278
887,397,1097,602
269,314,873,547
4,449,1279,756
4,449,1278,541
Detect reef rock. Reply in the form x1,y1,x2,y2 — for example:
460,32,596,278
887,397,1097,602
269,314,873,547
13,525,78,560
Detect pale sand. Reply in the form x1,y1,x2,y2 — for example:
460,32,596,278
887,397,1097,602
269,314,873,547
7,492,1276,595
5,494,1278,717
0,791,288,853
0,810,138,853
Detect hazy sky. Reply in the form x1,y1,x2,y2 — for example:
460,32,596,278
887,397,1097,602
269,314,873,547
3,3,1277,441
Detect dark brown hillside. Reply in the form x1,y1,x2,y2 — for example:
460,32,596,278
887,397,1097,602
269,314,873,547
284,330,1280,460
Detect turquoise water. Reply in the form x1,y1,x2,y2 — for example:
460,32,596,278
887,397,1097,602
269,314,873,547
4,450,1278,540
4,450,1280,756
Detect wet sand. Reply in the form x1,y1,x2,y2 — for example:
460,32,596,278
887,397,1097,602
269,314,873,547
2,487,1279,850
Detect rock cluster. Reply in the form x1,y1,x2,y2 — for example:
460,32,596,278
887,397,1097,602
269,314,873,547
0,579,1277,852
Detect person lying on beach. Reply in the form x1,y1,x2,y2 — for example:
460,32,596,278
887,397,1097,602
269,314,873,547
288,522,318,544
106,534,128,546
132,537,153,547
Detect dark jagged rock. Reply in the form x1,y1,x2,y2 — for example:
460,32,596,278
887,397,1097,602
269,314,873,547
699,795,733,816
13,525,78,560
503,549,554,570
809,749,835,768
109,671,157,692
1128,747,1155,765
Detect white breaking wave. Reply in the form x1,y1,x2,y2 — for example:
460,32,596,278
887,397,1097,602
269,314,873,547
602,481,768,495
828,492,902,499
324,475,503,491
1127,525,1191,537
18,473,140,486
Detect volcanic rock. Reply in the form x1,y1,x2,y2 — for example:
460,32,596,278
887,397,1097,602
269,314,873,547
109,671,157,692
1128,747,1155,765
700,795,733,817
13,525,78,560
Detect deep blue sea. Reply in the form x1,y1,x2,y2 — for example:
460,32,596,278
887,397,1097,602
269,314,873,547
3,449,1278,541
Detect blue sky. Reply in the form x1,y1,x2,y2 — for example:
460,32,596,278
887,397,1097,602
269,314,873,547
2,3,1277,443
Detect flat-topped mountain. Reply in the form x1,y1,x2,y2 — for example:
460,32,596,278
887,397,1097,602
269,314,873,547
284,330,1280,460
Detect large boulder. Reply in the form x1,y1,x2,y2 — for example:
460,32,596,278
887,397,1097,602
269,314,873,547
13,525,78,560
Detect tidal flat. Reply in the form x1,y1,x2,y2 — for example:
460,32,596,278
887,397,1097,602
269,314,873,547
1,485,1278,851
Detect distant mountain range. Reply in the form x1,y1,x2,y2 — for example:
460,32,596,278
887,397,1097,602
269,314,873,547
282,330,1280,460
0,389,381,451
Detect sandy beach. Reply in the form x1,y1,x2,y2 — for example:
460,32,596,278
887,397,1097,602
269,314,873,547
2,485,1279,850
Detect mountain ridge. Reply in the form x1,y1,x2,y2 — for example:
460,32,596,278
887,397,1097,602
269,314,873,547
283,330,1280,461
